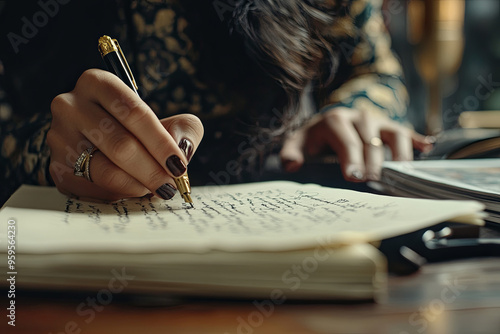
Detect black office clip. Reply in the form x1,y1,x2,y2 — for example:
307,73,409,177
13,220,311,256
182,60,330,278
378,223,500,275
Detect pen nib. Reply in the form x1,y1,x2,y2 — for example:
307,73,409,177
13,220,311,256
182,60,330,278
189,203,194,209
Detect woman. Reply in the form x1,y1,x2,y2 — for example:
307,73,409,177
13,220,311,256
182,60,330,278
0,0,432,204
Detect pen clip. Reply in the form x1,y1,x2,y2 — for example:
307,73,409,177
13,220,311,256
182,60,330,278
112,38,138,91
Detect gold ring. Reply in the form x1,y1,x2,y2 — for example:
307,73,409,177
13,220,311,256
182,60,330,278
74,146,98,182
368,137,383,148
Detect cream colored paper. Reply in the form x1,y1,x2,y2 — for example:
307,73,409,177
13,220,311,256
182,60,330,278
0,181,485,253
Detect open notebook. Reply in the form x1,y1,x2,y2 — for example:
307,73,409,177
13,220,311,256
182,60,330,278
0,181,485,300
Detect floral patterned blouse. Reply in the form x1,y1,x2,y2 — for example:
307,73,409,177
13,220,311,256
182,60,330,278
0,0,408,204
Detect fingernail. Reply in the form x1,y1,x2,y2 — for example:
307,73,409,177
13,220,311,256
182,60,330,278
425,136,437,144
346,165,365,181
156,183,177,200
166,155,187,177
351,169,365,181
178,138,194,162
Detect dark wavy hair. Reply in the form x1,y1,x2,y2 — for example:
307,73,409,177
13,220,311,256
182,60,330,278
231,0,347,111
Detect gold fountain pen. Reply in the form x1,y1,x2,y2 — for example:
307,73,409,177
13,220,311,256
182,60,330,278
98,36,194,207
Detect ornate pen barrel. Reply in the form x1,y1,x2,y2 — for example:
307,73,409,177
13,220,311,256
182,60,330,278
98,35,138,94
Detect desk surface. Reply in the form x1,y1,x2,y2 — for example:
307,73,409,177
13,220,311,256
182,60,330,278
3,257,500,334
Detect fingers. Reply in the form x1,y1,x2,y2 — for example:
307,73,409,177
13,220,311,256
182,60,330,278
319,109,366,182
62,95,181,199
87,151,150,197
381,127,414,162
76,69,190,179
48,69,204,202
357,136,385,182
412,132,435,154
296,107,431,183
280,130,306,173
381,125,435,162
47,129,149,201
160,114,204,163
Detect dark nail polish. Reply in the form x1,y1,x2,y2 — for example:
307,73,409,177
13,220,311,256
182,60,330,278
156,183,177,200
166,155,186,177
178,138,194,162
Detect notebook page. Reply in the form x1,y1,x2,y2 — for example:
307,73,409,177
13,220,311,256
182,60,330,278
0,181,485,253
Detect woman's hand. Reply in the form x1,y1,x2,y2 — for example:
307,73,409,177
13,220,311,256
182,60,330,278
47,69,204,201
280,107,433,182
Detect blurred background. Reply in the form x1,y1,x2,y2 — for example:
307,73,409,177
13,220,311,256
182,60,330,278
385,0,500,135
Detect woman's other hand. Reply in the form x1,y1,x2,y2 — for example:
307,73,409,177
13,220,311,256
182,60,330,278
280,107,433,182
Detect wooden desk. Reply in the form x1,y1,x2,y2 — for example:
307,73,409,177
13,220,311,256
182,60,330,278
3,257,499,334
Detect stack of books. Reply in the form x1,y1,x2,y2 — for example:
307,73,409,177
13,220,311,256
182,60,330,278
375,159,500,225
